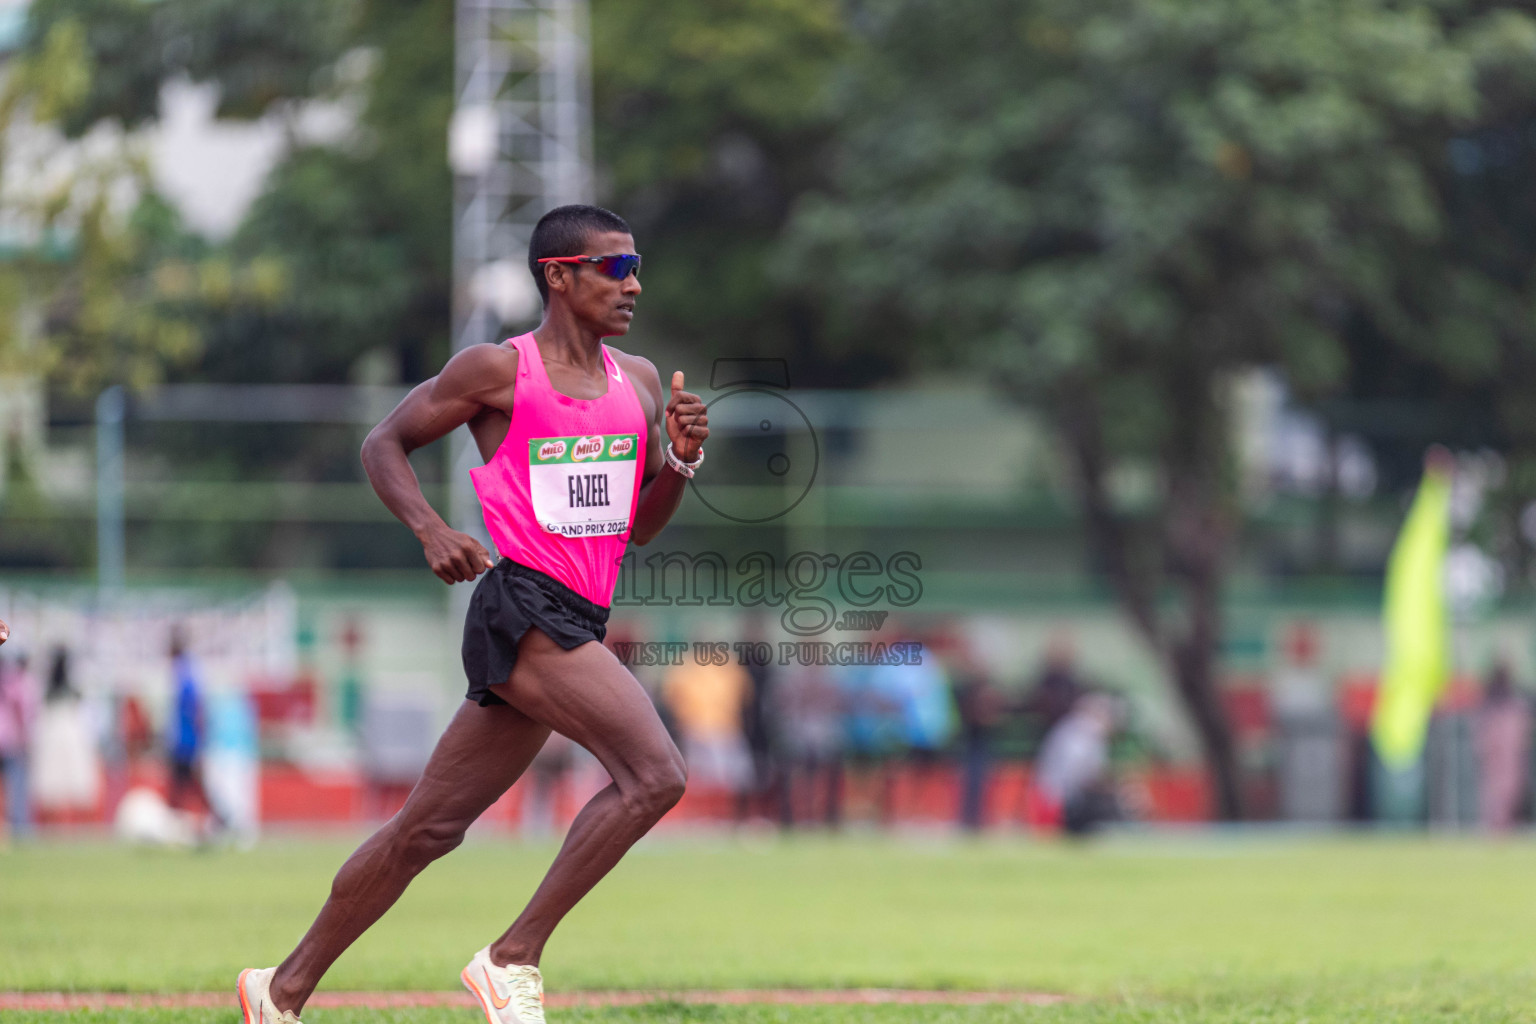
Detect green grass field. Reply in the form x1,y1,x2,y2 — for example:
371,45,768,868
5,832,1536,1022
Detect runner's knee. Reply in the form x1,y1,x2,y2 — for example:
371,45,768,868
624,756,686,820
648,764,687,817
393,818,467,869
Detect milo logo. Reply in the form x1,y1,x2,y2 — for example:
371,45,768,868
537,439,568,461
608,436,635,459
572,435,605,462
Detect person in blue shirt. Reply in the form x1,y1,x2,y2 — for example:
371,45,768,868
167,628,221,831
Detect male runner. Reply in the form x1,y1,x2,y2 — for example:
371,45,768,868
239,204,708,1024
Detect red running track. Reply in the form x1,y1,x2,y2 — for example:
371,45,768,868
2,989,1067,1011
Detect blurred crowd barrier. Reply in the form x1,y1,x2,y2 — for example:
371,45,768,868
1,582,1533,840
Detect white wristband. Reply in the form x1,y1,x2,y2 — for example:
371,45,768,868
665,442,704,478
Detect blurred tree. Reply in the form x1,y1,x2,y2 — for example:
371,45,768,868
0,16,274,397
1296,6,1536,581
177,0,454,570
783,0,1536,818
16,0,442,392
591,0,867,383
202,0,452,387
26,0,356,135
1415,6,1536,587
25,0,849,392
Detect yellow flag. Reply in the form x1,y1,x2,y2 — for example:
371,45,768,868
1371,466,1453,768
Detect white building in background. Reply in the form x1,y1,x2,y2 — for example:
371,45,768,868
0,0,358,240
149,79,355,238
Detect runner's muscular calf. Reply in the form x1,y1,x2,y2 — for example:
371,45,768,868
266,230,708,1017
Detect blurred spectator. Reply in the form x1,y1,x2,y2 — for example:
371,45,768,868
336,618,367,737
837,663,901,824
45,646,76,703
664,652,754,797
772,664,845,828
1022,633,1085,749
869,651,956,763
1273,622,1345,823
839,664,901,758
739,618,779,820
1475,661,1530,833
166,629,223,833
204,687,260,846
846,642,956,825
0,651,41,838
119,694,155,766
952,651,1008,832
1036,693,1120,835
31,647,102,821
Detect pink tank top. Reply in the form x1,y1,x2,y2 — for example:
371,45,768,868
470,333,649,606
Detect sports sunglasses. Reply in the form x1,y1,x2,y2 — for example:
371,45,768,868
536,253,642,280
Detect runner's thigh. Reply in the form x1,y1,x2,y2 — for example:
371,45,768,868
393,700,551,828
490,628,679,790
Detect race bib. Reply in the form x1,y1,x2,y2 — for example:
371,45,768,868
528,433,639,538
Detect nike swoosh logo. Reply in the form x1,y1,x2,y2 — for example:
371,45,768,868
484,967,511,1010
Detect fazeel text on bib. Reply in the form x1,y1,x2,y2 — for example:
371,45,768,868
528,433,640,537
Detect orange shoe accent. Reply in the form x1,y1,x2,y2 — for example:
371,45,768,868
484,967,512,1010
462,967,497,1024
237,970,255,1024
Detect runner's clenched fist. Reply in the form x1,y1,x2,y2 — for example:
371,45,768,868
666,371,708,461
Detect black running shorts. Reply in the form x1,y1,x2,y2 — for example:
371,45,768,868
461,559,610,707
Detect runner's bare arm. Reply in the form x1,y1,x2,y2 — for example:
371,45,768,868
0,618,8,645
362,345,515,583
624,358,708,545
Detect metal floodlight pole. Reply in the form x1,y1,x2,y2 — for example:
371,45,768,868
449,0,594,542
95,385,125,596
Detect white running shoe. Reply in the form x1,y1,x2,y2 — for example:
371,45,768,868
461,946,547,1024
237,967,303,1024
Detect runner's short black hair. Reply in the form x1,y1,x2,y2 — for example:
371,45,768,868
528,204,632,304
